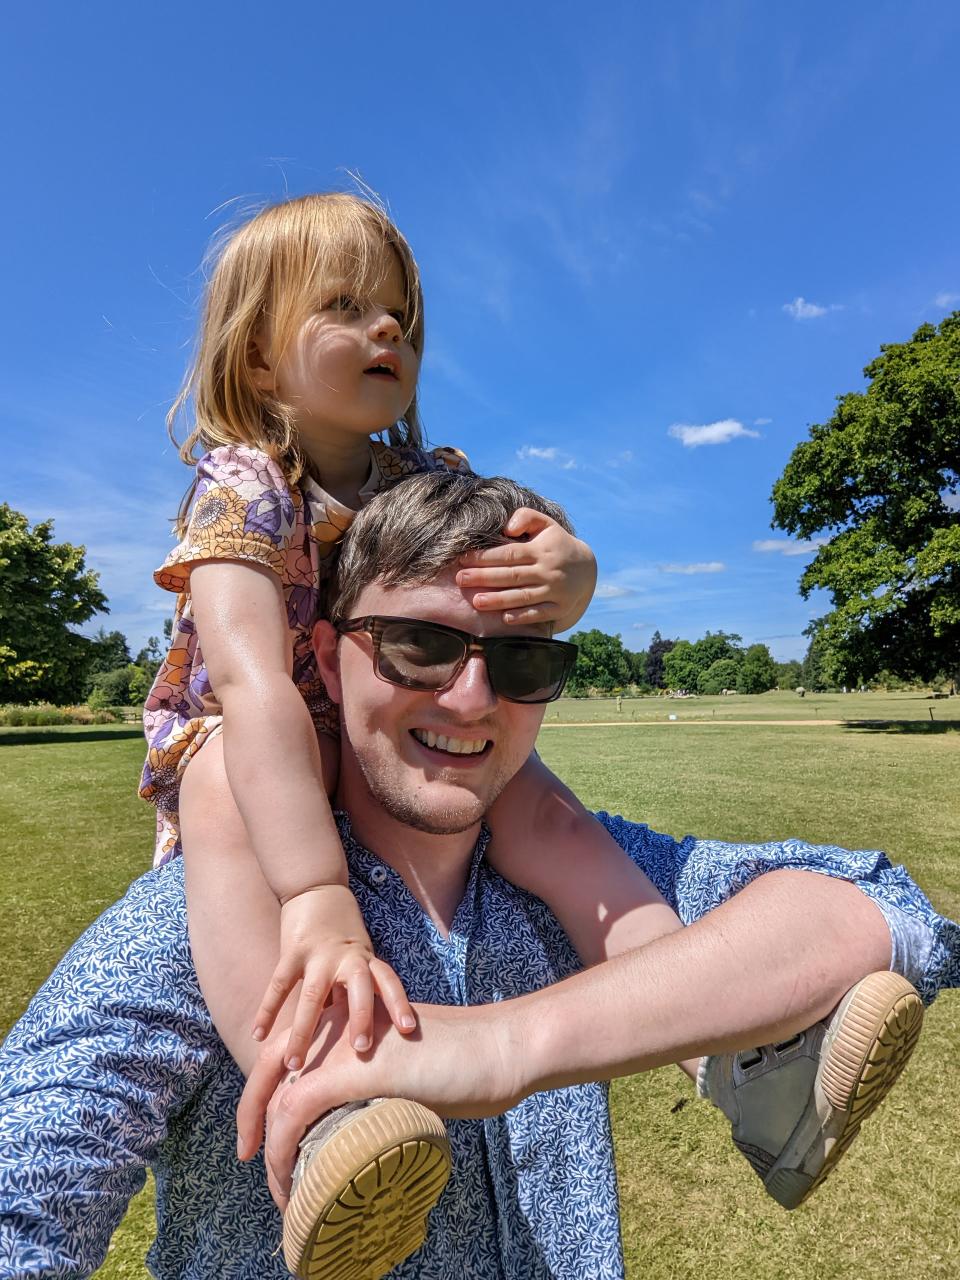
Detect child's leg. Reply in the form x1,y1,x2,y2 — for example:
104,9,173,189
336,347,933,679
179,733,289,1078
486,753,685,965
487,754,700,1080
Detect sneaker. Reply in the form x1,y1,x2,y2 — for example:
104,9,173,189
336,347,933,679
697,970,923,1209
282,1097,452,1279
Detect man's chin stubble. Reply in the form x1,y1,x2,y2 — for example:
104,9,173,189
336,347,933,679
355,753,511,835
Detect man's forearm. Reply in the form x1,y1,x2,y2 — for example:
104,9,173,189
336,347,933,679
248,868,892,1202
515,869,891,1092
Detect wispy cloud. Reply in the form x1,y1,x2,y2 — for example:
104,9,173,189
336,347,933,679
783,296,842,321
753,537,828,557
754,417,772,426
516,444,577,469
668,419,760,448
595,583,635,599
660,561,726,575
934,291,960,309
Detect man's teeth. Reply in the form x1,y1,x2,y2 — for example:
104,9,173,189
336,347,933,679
412,729,488,755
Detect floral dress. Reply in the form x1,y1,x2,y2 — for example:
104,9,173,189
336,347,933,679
139,441,469,866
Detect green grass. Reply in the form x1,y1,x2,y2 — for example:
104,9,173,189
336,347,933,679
1,718,958,1278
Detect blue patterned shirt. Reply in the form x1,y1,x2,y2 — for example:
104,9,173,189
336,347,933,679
1,814,957,1279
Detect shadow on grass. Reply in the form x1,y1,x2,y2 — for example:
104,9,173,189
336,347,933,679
0,728,145,747
841,719,960,735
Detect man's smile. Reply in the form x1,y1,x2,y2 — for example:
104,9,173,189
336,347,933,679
409,727,493,761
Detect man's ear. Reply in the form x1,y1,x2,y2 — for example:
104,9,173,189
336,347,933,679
313,620,341,703
247,329,275,393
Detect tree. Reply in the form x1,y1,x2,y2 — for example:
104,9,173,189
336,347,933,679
800,635,831,692
698,658,740,695
86,629,132,690
771,313,960,688
625,647,648,687
644,631,675,689
775,659,803,689
737,643,777,694
662,640,699,692
0,504,107,704
691,631,743,671
567,629,632,694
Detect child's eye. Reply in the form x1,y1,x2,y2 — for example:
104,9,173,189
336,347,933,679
326,294,361,314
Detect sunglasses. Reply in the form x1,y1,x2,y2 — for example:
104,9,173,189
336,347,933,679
334,616,578,704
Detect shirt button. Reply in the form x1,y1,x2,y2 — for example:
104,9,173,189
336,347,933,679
370,866,388,886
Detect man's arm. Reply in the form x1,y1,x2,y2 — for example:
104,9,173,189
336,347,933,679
0,864,222,1279
240,868,895,1207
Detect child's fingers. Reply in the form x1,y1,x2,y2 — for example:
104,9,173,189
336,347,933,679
457,564,544,591
284,965,337,1070
502,507,556,538
502,604,562,624
251,961,302,1043
472,587,553,614
344,967,376,1053
458,542,537,569
370,958,418,1033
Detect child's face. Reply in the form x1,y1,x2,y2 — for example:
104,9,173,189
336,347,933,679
259,248,419,447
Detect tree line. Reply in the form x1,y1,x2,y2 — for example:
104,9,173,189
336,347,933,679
565,628,803,696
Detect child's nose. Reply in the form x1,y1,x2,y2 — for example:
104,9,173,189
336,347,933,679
368,311,402,343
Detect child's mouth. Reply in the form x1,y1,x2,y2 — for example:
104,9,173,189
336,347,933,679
364,363,398,380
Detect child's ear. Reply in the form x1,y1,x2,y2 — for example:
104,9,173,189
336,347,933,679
247,330,275,392
312,621,341,703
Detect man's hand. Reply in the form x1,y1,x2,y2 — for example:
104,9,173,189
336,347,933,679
457,508,597,631
236,1001,529,1209
251,885,416,1069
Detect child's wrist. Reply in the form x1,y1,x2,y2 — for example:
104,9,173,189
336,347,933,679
278,881,352,907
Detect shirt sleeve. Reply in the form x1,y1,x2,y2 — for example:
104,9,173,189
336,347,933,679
155,445,299,594
596,812,960,1007
0,863,223,1278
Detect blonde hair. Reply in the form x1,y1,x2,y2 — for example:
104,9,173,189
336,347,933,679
169,192,425,532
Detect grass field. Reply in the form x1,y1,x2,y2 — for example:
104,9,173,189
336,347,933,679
1,699,958,1278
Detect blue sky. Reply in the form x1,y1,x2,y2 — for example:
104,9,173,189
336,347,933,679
4,1,959,660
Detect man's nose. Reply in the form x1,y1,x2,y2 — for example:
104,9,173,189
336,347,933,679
367,309,402,344
435,653,498,717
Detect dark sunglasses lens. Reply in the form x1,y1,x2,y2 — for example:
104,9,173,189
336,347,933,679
377,622,465,688
488,640,573,703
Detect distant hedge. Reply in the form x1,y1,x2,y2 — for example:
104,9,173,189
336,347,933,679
0,704,124,727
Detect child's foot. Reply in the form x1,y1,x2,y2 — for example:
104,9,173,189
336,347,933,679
282,1096,451,1279
697,970,923,1209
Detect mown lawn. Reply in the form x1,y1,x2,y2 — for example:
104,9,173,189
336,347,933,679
1,714,958,1278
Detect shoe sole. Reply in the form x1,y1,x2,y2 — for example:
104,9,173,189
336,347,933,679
763,971,923,1209
283,1098,451,1280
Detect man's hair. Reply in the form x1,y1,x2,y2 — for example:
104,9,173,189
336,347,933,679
329,471,575,622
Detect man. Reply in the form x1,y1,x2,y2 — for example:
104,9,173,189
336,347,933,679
0,473,956,1280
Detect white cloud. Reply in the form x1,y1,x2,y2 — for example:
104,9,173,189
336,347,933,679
934,292,960,309
595,583,635,599
942,490,960,511
754,417,772,426
660,561,726,575
753,537,828,557
668,419,760,448
516,445,577,469
783,296,842,320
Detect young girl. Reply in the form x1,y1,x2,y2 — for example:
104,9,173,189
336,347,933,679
141,191,682,1278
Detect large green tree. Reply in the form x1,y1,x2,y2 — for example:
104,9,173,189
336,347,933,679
0,504,108,703
771,313,960,686
567,628,632,694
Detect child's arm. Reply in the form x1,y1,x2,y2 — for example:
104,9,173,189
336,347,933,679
457,507,597,631
189,559,415,1067
487,754,683,965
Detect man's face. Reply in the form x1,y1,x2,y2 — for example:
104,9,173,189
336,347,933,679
316,569,548,835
